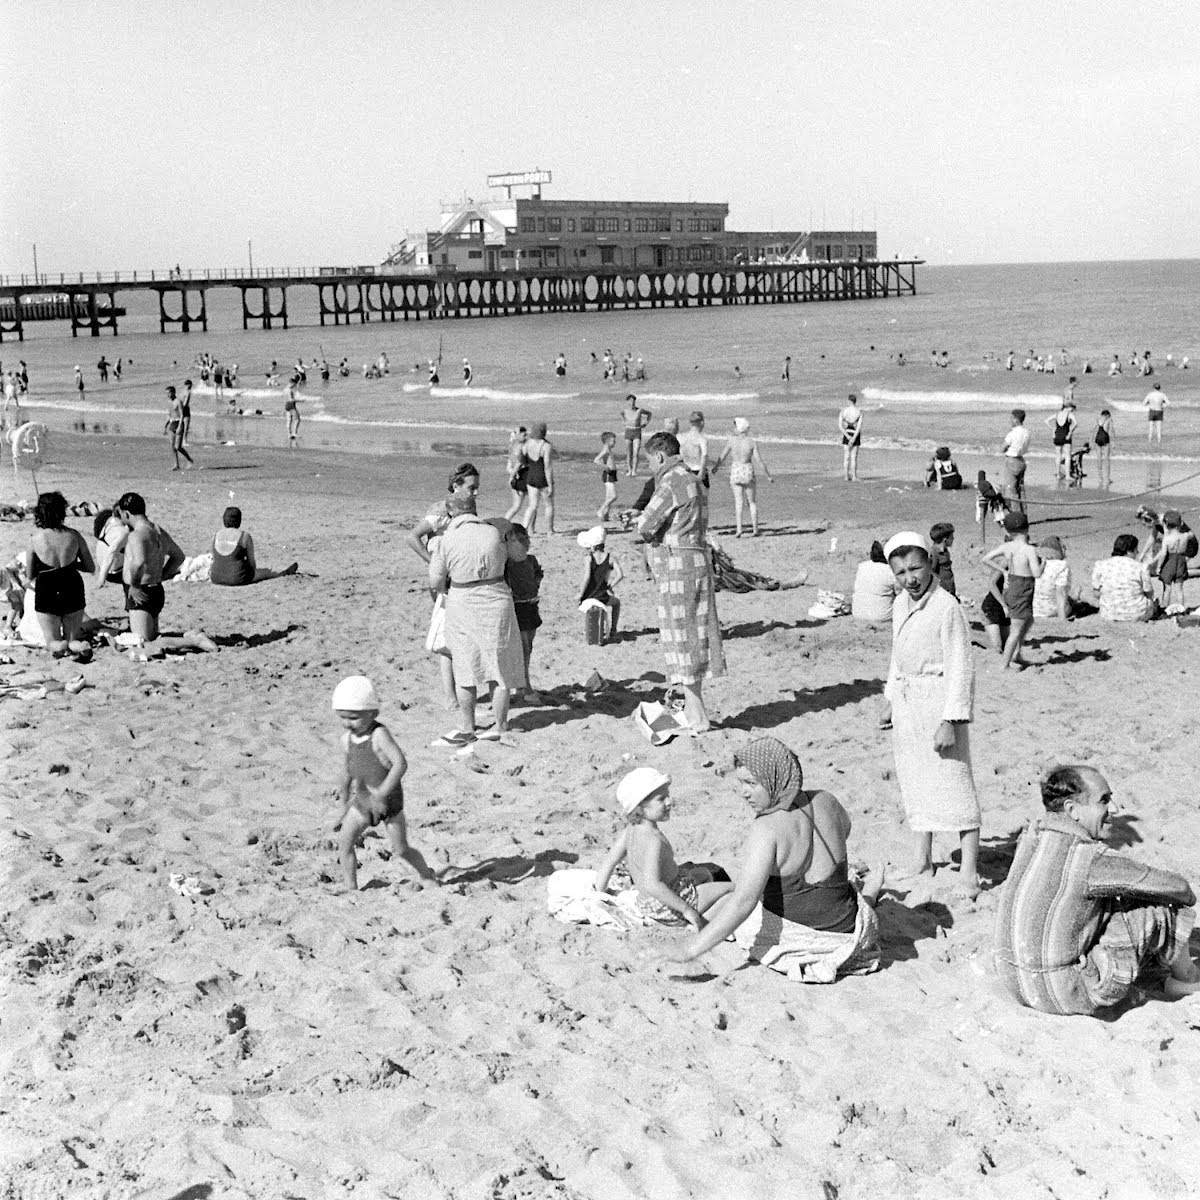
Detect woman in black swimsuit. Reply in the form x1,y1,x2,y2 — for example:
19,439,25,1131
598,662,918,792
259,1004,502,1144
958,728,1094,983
663,736,883,981
25,490,95,654
520,422,555,535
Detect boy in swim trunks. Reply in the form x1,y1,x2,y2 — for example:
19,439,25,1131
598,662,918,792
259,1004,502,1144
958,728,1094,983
982,511,1043,670
332,675,436,891
593,768,731,927
621,394,652,477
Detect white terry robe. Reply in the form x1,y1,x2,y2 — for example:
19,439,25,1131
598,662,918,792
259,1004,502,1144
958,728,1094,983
885,579,980,833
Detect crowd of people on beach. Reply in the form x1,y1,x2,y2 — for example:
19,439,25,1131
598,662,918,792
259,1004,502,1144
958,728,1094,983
7,348,1200,1020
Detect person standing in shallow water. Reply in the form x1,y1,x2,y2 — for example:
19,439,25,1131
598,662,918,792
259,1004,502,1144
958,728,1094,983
838,393,863,481
165,386,194,471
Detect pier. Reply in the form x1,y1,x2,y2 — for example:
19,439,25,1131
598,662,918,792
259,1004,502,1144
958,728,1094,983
0,260,921,341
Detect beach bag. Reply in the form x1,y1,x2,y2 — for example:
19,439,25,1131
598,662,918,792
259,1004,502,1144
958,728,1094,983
633,685,689,746
425,594,449,655
580,598,609,645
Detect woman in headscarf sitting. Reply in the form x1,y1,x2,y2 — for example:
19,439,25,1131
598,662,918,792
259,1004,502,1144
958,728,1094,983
663,736,882,983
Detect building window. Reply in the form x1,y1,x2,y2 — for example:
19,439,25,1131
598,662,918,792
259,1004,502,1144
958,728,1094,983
547,217,562,232
567,219,576,232
687,218,700,232
536,217,546,232
580,217,595,233
578,249,587,258
605,218,619,232
520,217,535,233
635,218,649,233
676,219,683,232
600,246,616,264
467,250,483,259
500,250,514,258
624,219,631,232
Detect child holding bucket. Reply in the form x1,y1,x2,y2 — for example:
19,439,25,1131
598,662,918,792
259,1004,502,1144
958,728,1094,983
578,525,623,645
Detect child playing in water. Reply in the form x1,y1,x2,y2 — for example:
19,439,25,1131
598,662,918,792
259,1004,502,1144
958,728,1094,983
982,512,1043,669
594,431,619,524
331,675,435,891
593,768,732,927
504,524,543,703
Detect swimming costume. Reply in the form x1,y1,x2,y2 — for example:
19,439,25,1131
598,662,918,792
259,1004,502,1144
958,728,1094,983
1159,553,1189,586
762,860,858,934
211,530,253,586
31,551,85,617
1004,574,1035,623
124,582,165,616
1052,415,1072,446
730,462,754,486
624,426,641,442
602,468,618,484
635,871,700,926
981,576,1008,628
346,724,404,823
525,453,548,490
1148,410,1163,422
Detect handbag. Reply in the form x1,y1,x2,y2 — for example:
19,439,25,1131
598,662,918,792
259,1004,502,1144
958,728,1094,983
425,594,448,655
632,685,689,745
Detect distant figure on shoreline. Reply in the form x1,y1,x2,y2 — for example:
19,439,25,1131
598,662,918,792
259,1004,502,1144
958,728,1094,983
554,352,567,377
781,355,791,381
462,358,473,385
1001,408,1029,513
1143,383,1167,444
164,386,194,471
713,417,773,538
838,393,863,482
621,394,652,477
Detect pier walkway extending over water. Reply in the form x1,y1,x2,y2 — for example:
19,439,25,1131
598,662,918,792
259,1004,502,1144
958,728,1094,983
0,260,921,341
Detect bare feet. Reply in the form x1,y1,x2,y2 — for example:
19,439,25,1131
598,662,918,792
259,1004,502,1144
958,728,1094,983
861,864,886,906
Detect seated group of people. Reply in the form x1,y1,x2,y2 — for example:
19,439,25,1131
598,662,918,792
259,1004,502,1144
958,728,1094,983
601,740,1200,1015
8,493,296,657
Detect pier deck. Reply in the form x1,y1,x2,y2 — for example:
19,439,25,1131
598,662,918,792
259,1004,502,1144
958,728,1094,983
0,260,921,341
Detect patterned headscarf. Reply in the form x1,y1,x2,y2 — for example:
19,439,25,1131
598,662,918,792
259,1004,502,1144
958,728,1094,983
735,737,804,810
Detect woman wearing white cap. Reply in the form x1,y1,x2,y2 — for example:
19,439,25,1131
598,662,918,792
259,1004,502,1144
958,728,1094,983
713,417,773,537
881,531,981,895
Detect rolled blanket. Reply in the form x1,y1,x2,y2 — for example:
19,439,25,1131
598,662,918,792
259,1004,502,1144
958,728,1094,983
733,891,881,983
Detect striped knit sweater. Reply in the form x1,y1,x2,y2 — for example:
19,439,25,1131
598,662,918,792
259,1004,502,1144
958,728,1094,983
993,812,1194,1015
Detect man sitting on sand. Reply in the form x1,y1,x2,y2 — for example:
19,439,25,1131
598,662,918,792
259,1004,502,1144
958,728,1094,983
114,491,216,658
210,506,298,586
994,765,1200,1015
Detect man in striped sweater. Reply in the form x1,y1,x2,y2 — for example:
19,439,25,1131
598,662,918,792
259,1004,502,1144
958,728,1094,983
994,765,1200,1015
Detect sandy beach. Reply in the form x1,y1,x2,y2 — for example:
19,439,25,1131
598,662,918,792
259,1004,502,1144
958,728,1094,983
3,428,1199,1199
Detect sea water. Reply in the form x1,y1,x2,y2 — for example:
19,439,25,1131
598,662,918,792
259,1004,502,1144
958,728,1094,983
8,259,1200,496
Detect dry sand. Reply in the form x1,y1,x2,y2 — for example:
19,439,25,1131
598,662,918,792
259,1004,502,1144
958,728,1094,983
2,431,1199,1199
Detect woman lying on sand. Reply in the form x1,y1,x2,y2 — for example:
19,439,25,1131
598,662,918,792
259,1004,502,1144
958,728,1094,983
663,738,882,984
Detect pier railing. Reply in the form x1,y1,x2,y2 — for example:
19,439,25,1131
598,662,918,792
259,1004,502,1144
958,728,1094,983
0,267,380,286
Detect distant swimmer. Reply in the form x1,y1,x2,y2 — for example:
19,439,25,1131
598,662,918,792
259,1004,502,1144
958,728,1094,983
75,365,85,399
1108,354,1122,378
554,352,567,378
1005,350,1014,371
428,359,440,386
97,355,109,383
462,358,473,385
782,355,791,381
635,356,645,380
339,357,350,377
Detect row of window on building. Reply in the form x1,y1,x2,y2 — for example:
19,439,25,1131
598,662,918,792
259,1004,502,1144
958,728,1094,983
517,214,725,235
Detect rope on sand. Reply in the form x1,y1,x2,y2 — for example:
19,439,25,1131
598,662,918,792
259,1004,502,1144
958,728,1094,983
1020,467,1200,510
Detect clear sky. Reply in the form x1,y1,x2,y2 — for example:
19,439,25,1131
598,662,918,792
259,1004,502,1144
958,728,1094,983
3,0,1197,274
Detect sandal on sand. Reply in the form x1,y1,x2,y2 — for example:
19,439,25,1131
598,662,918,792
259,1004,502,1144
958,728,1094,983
475,728,503,742
434,730,475,748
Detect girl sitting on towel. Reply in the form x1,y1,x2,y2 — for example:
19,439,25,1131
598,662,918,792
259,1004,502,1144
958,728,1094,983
594,767,731,928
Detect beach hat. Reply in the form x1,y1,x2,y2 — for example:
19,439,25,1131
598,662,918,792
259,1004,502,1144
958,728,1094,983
883,530,931,559
332,675,379,712
616,767,671,814
1003,511,1029,533
733,417,750,433
577,525,606,549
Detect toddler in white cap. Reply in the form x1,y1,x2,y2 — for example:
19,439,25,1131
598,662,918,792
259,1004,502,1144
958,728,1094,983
593,767,731,926
331,675,436,891
577,524,624,647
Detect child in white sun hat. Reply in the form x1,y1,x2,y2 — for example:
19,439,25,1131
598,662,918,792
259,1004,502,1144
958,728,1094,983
331,675,436,891
593,767,731,927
